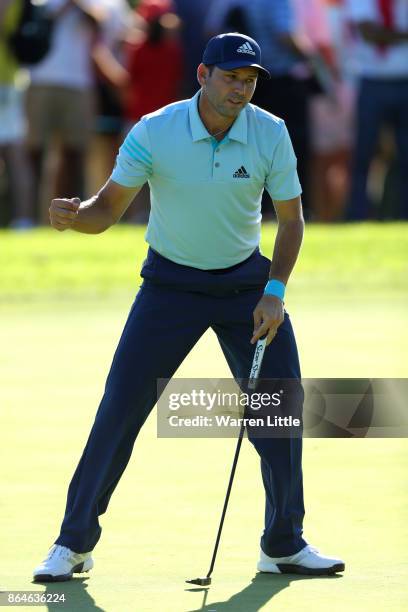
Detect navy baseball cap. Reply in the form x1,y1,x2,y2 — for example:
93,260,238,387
202,32,270,79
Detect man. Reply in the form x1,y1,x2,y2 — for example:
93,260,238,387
26,0,113,222
172,0,209,96
33,33,344,581
345,0,408,219
206,0,315,213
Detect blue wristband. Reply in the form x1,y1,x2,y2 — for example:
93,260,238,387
264,279,285,300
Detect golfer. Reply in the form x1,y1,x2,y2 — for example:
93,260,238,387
34,33,344,581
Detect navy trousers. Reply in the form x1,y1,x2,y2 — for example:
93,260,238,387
55,248,306,557
348,78,408,220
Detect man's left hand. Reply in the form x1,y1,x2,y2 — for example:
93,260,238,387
251,295,284,345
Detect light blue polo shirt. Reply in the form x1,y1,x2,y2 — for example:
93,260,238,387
110,90,301,270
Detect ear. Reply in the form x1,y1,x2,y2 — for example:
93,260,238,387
197,63,208,87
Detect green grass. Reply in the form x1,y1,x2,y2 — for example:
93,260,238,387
0,223,407,611
0,222,407,300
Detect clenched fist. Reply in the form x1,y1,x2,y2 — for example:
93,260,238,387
49,197,81,231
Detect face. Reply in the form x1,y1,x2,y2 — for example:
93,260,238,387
199,65,258,119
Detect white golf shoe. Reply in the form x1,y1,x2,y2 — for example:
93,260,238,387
257,544,345,575
33,544,94,582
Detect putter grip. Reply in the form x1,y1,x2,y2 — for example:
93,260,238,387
248,336,267,389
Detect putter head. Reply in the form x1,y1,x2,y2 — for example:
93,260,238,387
186,577,211,586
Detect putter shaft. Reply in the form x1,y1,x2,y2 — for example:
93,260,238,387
186,337,267,586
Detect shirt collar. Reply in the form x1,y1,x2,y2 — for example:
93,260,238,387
188,90,248,145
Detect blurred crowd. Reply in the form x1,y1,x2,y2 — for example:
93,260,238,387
0,0,407,228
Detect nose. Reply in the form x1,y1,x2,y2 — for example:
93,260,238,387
233,80,246,96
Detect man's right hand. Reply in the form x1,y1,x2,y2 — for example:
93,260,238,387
49,197,81,231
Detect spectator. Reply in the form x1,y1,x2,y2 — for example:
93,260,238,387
87,0,132,195
295,0,354,221
205,0,315,215
205,0,248,37
346,0,408,220
324,0,356,83
172,0,208,96
26,0,107,223
0,0,34,228
124,0,183,125
309,79,354,221
122,0,184,222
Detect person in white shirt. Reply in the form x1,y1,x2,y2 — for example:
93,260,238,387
26,0,106,222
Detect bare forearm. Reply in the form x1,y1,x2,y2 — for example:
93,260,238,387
71,193,114,234
269,219,304,284
92,43,130,88
50,180,139,233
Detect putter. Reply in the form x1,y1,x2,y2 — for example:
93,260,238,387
186,335,268,586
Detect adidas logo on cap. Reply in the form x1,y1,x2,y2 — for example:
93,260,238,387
236,42,256,56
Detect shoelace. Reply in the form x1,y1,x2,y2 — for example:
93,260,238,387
44,545,72,562
295,545,320,562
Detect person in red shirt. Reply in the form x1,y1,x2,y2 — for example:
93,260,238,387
124,0,184,125
121,0,184,222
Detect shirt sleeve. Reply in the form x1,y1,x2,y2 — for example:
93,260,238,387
110,120,152,187
265,122,302,201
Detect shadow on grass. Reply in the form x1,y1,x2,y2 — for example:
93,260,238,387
32,577,105,612
185,572,343,612
31,571,343,611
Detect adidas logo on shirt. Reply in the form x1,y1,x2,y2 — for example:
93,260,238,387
233,166,250,178
236,42,256,56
